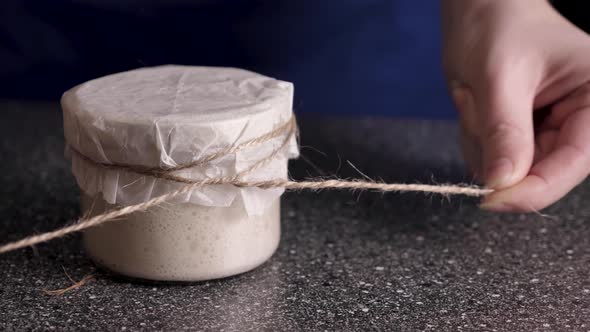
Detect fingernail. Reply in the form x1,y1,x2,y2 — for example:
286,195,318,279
479,200,509,212
480,198,521,212
486,158,514,189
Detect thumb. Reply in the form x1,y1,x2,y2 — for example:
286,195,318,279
474,79,535,189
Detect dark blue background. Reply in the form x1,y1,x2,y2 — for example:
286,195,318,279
0,0,454,117
3,1,581,118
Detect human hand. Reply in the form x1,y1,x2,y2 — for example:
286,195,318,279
442,0,590,212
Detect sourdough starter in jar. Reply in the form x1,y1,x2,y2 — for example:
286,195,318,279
62,65,298,281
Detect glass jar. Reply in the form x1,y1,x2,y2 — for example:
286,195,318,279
62,65,298,281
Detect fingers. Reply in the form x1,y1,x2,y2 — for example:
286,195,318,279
474,76,536,189
481,108,590,212
543,83,590,130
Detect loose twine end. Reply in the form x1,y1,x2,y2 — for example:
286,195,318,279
43,274,95,296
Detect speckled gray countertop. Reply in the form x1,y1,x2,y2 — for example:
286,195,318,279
1,101,590,331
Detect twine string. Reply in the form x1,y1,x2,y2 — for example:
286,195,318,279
0,116,492,255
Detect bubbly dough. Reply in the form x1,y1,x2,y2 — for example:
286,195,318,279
82,194,280,281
